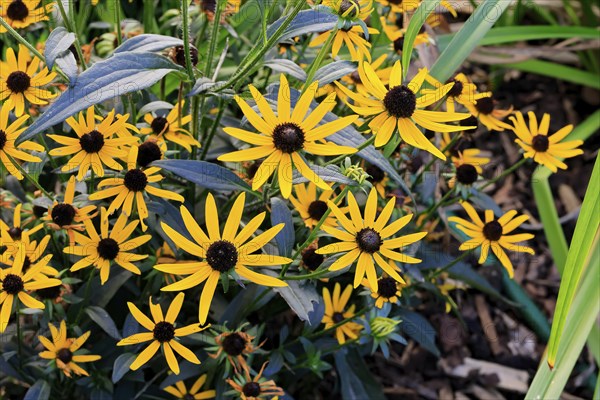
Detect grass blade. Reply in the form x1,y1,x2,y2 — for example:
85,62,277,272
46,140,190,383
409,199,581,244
401,0,441,79
429,0,511,82
502,59,600,90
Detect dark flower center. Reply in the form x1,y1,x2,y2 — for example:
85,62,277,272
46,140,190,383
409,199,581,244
36,284,62,300
332,312,345,323
531,135,549,152
272,123,305,153
137,141,162,168
242,382,261,397
474,97,495,115
173,45,199,67
2,274,24,295
97,238,120,260
123,169,148,192
0,130,7,150
482,220,503,241
201,0,217,13
206,240,238,272
150,116,169,135
79,130,105,153
378,277,397,298
455,164,478,185
383,85,417,118
33,205,47,218
8,226,22,240
389,0,403,4
366,164,385,183
57,348,73,364
183,395,195,400
6,71,31,93
460,115,479,130
222,332,247,356
356,228,382,254
302,248,324,271
350,70,362,84
446,79,464,98
51,203,76,227
339,0,359,17
153,321,175,343
307,200,328,221
7,0,29,21
393,38,404,53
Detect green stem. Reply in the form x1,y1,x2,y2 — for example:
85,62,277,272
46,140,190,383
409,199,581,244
114,0,122,47
6,154,53,198
200,99,226,160
62,0,87,71
480,157,528,190
324,135,376,167
411,133,460,189
15,298,23,369
74,270,95,325
0,17,44,60
181,0,195,81
282,267,330,281
204,0,225,79
428,249,474,279
302,28,338,91
417,188,455,230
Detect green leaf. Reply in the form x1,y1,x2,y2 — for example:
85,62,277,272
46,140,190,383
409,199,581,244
334,349,386,400
401,0,441,79
437,26,600,49
396,309,440,357
266,8,338,43
501,59,600,89
86,306,122,340
547,153,600,367
153,160,252,193
23,380,51,400
270,198,295,257
112,353,137,383
266,270,319,323
430,0,512,82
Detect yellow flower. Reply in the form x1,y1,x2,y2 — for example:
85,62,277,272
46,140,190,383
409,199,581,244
0,234,58,279
361,275,404,308
336,60,473,157
208,329,259,373
0,0,54,32
0,44,56,116
163,374,216,399
0,105,44,180
322,283,363,344
376,0,457,17
139,101,200,152
323,0,373,20
44,176,97,244
218,75,357,198
38,320,101,377
88,146,184,231
310,26,378,62
0,248,61,332
363,163,388,197
424,72,479,113
380,13,436,53
48,107,138,181
155,192,291,324
117,293,207,375
317,187,426,291
340,54,392,97
510,111,583,173
465,94,513,132
289,182,342,228
448,202,535,277
64,208,151,284
200,0,241,22
0,203,44,255
226,362,285,400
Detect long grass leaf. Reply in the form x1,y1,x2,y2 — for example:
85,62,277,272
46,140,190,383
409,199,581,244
502,59,600,90
401,0,441,79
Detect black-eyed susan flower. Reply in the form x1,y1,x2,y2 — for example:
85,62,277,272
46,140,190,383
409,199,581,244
1,234,58,279
0,44,56,116
136,139,164,168
364,163,388,197
199,0,241,22
207,325,260,373
0,105,44,180
380,13,436,54
163,374,216,399
311,0,377,61
322,283,363,344
377,0,457,17
0,203,44,255
448,202,534,277
226,362,285,400
289,182,341,228
155,192,291,324
88,146,184,231
341,54,392,96
0,248,61,332
48,107,137,180
465,94,513,132
510,111,583,173
361,275,404,308
218,75,357,198
38,320,101,377
317,187,426,291
44,176,97,244
139,101,199,153
301,244,326,272
336,61,473,158
64,208,151,284
0,0,54,32
424,72,478,113
117,293,207,375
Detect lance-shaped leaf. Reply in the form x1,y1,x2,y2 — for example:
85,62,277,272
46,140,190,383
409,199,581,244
114,34,184,54
266,8,339,43
153,159,252,192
